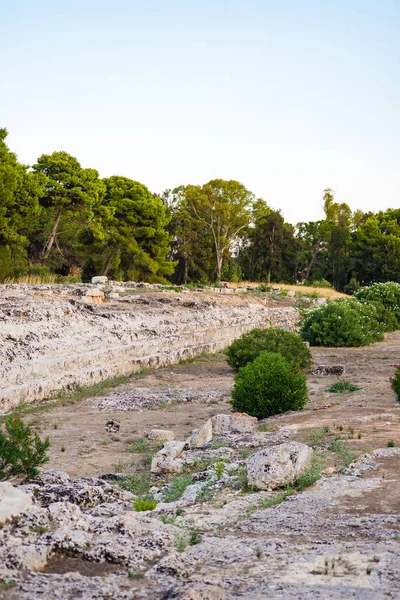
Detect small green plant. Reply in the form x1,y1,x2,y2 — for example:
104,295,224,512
327,380,361,394
309,427,330,446
257,422,273,433
262,490,292,508
231,351,308,419
196,481,216,502
357,432,362,439
163,474,193,502
225,328,312,372
30,525,48,535
390,364,400,402
292,455,322,491
120,473,152,495
387,440,395,448
175,535,187,552
0,416,50,480
61,446,65,452
328,437,355,468
240,447,250,459
255,547,263,559
133,496,158,512
214,459,225,478
189,529,202,545
209,439,229,449
159,514,176,525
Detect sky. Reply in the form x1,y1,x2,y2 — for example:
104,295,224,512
2,0,399,224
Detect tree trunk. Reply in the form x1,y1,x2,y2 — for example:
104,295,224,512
41,208,63,260
183,256,188,284
102,254,113,277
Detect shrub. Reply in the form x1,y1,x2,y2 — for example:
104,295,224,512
301,298,389,347
390,365,400,402
327,380,361,394
133,496,158,511
231,351,308,418
354,282,400,325
0,416,50,480
310,279,332,289
344,277,360,295
226,328,312,372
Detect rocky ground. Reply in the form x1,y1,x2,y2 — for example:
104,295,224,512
0,328,400,599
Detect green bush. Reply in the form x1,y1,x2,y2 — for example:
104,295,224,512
133,496,158,511
301,298,391,347
354,282,400,325
231,351,308,418
309,279,332,289
0,416,50,480
226,328,312,372
390,365,400,402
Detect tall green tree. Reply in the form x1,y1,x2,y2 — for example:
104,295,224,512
32,152,104,261
81,176,175,281
0,129,44,279
183,179,254,281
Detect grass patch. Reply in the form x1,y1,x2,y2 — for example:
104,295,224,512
163,474,193,502
120,473,153,495
127,437,163,454
292,454,323,491
209,439,230,449
257,423,273,433
309,426,330,446
387,440,395,448
328,437,356,468
326,380,361,394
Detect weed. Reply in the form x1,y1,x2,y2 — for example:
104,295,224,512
61,446,65,452
128,437,161,454
120,473,152,496
0,416,50,480
327,380,361,394
366,565,372,575
328,437,356,468
30,525,47,535
133,496,157,512
174,535,187,552
357,433,362,439
159,514,176,525
0,580,15,590
387,440,395,448
255,547,263,559
175,507,185,516
292,454,322,491
163,474,193,503
185,458,215,473
210,439,229,449
258,423,273,433
262,490,292,508
196,481,215,502
309,427,330,446
240,447,250,459
214,459,225,478
189,529,202,545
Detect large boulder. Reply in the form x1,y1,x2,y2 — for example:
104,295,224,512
0,482,33,525
212,413,257,435
246,442,313,490
186,419,213,448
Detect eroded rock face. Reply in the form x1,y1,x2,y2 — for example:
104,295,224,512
246,442,313,490
0,285,299,412
212,413,257,435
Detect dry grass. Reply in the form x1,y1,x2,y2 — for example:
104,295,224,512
230,281,348,299
4,274,59,285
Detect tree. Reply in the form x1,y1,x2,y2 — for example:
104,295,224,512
0,129,44,279
81,176,175,281
32,152,105,261
183,179,254,281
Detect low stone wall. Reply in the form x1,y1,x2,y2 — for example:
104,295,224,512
0,285,298,413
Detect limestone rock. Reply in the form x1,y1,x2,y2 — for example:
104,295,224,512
0,482,33,525
105,418,120,433
151,441,186,474
246,442,313,490
186,419,212,448
147,429,175,442
313,364,345,376
212,413,257,435
91,276,108,284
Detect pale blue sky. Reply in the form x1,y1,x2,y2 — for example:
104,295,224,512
2,0,399,223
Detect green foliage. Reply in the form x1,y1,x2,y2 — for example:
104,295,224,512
133,496,158,511
120,473,152,496
328,437,356,468
189,529,203,545
309,279,332,288
226,328,312,372
390,365,400,402
301,298,392,347
231,351,308,419
354,282,400,325
163,474,193,502
344,276,360,295
387,440,395,448
0,416,50,480
327,380,361,394
291,454,322,491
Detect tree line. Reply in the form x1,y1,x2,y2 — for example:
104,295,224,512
1,128,399,291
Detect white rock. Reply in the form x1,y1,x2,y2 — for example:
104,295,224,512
0,482,33,525
287,290,296,297
186,419,212,448
151,441,186,474
246,442,313,490
147,429,175,442
212,413,257,435
91,276,108,284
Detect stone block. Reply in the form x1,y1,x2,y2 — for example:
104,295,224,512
247,442,313,490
